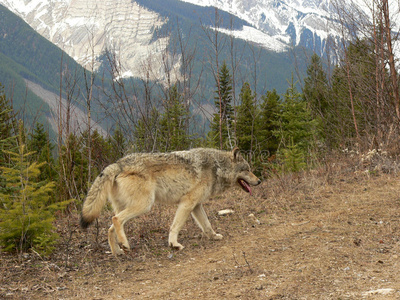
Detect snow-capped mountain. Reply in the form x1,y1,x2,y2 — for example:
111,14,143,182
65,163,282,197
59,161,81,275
0,0,329,81
180,0,400,56
1,0,398,81
180,0,333,52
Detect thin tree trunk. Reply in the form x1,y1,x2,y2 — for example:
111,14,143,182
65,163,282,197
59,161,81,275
382,0,400,120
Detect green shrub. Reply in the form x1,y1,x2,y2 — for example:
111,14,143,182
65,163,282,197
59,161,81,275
0,121,71,255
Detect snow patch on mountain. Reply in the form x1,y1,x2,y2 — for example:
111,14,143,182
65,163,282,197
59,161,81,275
216,25,289,51
179,0,334,51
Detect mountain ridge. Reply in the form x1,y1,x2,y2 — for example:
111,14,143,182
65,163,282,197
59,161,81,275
0,0,332,81
0,4,106,137
177,0,333,54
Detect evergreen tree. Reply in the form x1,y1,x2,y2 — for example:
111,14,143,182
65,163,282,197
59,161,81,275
303,53,330,119
134,108,160,152
329,39,391,148
209,61,234,149
58,133,87,201
280,139,307,173
0,83,17,167
303,53,336,149
87,129,111,178
159,85,190,151
0,121,70,255
108,126,126,161
236,82,257,152
28,123,56,182
326,66,355,147
259,89,281,156
275,75,320,171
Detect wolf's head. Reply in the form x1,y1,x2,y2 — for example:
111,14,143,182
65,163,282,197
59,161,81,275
231,148,261,195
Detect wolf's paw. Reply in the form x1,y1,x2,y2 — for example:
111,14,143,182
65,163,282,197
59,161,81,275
112,247,125,256
212,233,223,240
121,244,131,255
169,242,184,251
119,243,130,251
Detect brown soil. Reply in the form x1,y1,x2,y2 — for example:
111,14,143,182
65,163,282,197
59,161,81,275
2,167,400,299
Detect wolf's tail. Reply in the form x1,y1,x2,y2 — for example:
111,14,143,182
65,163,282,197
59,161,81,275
80,163,121,229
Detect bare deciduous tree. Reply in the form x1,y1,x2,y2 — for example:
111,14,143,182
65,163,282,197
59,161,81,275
201,8,228,149
331,0,400,149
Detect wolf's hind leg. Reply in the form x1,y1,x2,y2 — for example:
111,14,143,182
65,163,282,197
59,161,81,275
112,215,130,250
108,224,124,255
112,199,154,252
191,203,223,240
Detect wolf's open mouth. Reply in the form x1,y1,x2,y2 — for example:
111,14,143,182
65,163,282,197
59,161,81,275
238,179,252,196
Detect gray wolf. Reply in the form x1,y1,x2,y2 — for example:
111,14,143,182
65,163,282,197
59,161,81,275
80,148,261,256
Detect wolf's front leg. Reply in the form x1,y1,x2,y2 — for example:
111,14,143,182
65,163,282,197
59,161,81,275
191,203,223,240
169,201,196,250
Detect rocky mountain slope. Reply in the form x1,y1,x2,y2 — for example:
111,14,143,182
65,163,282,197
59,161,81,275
0,0,340,82
181,0,333,52
0,0,177,81
182,0,400,51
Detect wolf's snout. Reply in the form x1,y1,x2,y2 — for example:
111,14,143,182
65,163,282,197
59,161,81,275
256,179,262,185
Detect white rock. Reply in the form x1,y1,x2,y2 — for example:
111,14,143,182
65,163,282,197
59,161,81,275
248,213,261,224
362,288,395,296
218,209,235,216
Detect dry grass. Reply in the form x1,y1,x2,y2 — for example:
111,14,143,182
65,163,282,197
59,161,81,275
2,152,400,299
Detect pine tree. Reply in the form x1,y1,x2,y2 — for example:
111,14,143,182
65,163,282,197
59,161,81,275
28,123,56,182
277,75,319,150
302,53,332,148
259,89,281,156
236,82,257,152
330,66,356,145
0,83,17,168
275,75,320,171
108,126,126,161
0,121,70,255
58,133,87,201
134,108,160,152
208,61,234,149
159,85,190,151
86,129,110,178
330,39,390,148
280,138,307,173
303,53,330,118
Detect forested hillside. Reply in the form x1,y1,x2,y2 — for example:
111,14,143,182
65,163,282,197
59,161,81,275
0,5,99,135
0,2,308,139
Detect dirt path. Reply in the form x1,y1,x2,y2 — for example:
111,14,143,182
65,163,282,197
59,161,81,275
2,174,400,299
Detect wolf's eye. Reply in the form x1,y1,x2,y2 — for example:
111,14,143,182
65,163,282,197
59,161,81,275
239,165,249,172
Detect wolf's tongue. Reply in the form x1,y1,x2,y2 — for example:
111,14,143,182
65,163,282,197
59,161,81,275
246,181,252,196
240,179,252,196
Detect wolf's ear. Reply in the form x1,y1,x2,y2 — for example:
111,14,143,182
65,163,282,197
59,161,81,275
232,147,240,162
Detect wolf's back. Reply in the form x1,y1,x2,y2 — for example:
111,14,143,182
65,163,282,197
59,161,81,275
80,163,120,229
